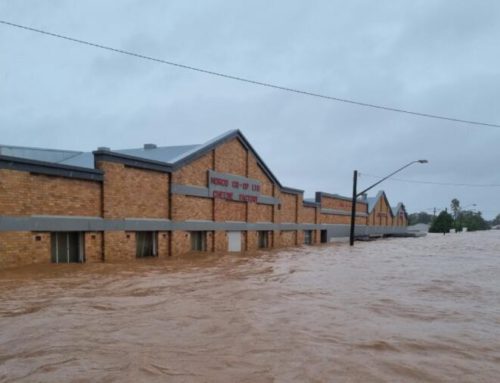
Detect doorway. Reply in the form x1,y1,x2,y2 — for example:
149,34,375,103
51,232,84,263
320,230,328,243
136,232,157,258
227,231,242,252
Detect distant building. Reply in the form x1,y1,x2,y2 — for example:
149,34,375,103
0,130,408,268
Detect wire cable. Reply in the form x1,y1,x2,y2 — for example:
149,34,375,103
1,19,500,129
359,173,500,187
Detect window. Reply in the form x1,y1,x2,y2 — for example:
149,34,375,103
51,232,84,263
191,231,207,251
136,232,157,258
304,230,313,245
258,231,269,249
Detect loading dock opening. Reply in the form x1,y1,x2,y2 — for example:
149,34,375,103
258,231,269,249
191,231,207,251
227,231,242,252
136,232,157,257
320,230,328,243
51,232,84,263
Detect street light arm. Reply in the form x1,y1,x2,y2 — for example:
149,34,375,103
349,158,427,246
356,160,426,197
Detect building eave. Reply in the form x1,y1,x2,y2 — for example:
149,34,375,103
0,154,103,181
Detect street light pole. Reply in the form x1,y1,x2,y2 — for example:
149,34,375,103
349,170,358,246
349,159,428,246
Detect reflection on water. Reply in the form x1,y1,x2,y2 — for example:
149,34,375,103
1,231,499,382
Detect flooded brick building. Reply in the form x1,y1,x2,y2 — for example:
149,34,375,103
0,130,407,267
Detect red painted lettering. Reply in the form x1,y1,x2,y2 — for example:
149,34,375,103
211,177,229,187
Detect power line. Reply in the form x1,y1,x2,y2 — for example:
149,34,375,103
1,19,500,129
360,173,500,187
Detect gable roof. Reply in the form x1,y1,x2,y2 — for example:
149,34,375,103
115,144,200,164
167,130,283,187
6,130,298,187
391,202,407,217
0,130,305,191
315,191,367,204
366,190,394,216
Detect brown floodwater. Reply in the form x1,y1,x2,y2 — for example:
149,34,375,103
1,231,499,382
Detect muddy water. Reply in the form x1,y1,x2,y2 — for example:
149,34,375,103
1,232,500,382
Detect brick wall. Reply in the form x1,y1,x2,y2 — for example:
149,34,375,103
297,230,305,245
214,139,247,175
320,214,367,225
103,231,136,262
172,195,213,221
300,205,317,223
246,231,258,251
171,231,191,256
214,199,246,222
157,231,170,258
279,192,298,223
97,161,168,219
369,196,392,226
171,230,215,255
248,203,273,222
172,151,213,186
247,155,274,197
318,195,367,225
391,208,407,227
280,230,297,247
0,232,50,268
214,231,228,252
320,195,366,213
0,169,101,216
85,232,103,263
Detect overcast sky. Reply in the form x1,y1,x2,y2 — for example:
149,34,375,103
1,1,499,219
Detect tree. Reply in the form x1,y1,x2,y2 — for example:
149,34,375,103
408,211,434,225
491,214,500,226
429,210,454,233
459,211,490,231
451,198,460,220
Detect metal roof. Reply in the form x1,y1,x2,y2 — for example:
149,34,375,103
0,144,82,164
115,145,201,164
58,152,95,168
0,131,335,197
391,202,406,216
0,142,202,170
366,196,377,212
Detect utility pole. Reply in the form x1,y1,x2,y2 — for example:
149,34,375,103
349,170,358,246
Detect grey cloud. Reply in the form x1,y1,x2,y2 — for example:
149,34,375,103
1,0,499,218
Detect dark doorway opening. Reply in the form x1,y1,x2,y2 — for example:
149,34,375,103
136,232,157,258
190,231,207,251
304,230,313,245
258,231,269,249
51,232,84,263
320,230,328,243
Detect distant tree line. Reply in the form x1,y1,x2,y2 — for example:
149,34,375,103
408,198,493,234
